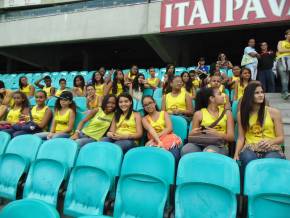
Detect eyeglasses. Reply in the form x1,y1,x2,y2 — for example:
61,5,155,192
143,102,154,108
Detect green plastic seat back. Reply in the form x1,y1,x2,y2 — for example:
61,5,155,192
74,97,87,112
170,115,188,143
23,159,66,206
245,159,290,218
232,100,238,122
0,199,60,218
175,152,240,218
153,88,163,99
143,88,154,97
113,147,175,218
0,132,11,155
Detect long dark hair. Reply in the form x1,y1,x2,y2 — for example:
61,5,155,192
101,94,117,112
54,97,76,113
112,69,126,95
19,76,28,90
240,82,265,132
91,71,104,86
240,67,252,87
132,73,145,92
181,71,193,93
115,92,133,123
73,75,85,90
195,87,215,111
13,91,29,112
142,95,159,116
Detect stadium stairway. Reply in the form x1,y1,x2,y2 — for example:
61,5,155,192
266,93,290,160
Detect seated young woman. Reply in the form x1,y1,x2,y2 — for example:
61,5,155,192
142,96,182,160
181,87,234,156
86,84,102,111
234,82,285,170
71,94,117,147
102,93,143,153
35,91,76,140
162,76,193,121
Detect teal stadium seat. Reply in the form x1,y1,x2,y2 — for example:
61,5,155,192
29,97,36,106
47,97,57,112
175,67,187,76
74,97,87,112
0,199,60,218
232,100,239,122
143,88,154,97
63,142,123,217
0,135,42,200
23,138,78,206
245,159,290,218
0,131,11,155
170,115,188,143
113,147,175,218
153,88,163,99
175,152,240,218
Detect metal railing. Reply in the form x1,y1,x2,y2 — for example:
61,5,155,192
0,0,160,23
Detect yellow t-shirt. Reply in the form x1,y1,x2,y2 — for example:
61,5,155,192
192,78,201,89
3,89,14,107
115,113,137,135
181,87,194,97
110,83,123,96
88,97,99,110
95,84,105,97
231,76,239,89
147,78,159,87
277,40,290,59
201,108,227,134
146,111,166,134
237,83,247,100
208,84,224,93
20,84,32,97
55,89,66,97
6,107,21,124
245,107,276,145
218,93,227,111
31,105,48,127
43,86,53,97
165,91,186,113
82,109,114,141
128,72,136,81
54,109,72,133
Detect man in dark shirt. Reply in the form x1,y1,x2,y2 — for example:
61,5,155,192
258,42,276,92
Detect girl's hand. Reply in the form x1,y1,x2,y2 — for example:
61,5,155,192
70,132,79,140
145,139,154,146
191,127,202,135
234,153,240,160
204,127,220,136
107,131,114,138
47,132,54,139
258,140,273,150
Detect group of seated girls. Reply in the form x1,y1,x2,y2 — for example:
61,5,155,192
0,66,286,168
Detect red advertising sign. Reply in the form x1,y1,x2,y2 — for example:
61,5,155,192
160,0,290,32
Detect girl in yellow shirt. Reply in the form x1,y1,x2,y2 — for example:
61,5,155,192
162,76,193,119
36,91,76,140
12,90,52,136
34,76,56,98
19,76,35,97
86,84,102,110
55,78,67,97
0,91,30,135
72,75,86,97
142,96,182,160
181,87,234,156
228,66,241,90
146,67,160,90
234,82,285,169
105,69,127,97
234,67,251,101
181,71,196,99
71,94,117,146
91,71,105,97
102,93,143,153
124,64,139,84
208,75,230,110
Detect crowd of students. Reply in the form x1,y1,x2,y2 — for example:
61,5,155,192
0,60,286,169
0,28,289,168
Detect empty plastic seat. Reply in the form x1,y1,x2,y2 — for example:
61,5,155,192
153,88,163,99
74,97,87,112
0,135,42,200
47,97,57,112
113,147,175,218
23,138,79,206
175,152,240,218
232,100,239,122
244,159,290,218
64,142,123,217
0,131,11,155
170,115,188,143
29,97,36,106
175,67,187,76
78,216,111,218
0,199,60,218
143,88,154,97
154,97,162,111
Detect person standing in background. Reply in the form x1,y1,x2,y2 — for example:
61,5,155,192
276,29,290,100
242,39,260,80
257,42,275,93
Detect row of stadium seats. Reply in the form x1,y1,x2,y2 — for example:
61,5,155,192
0,65,224,90
0,134,289,218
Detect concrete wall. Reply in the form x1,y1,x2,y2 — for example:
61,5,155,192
0,1,161,47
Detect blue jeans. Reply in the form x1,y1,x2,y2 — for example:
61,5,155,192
101,137,136,153
277,56,290,94
35,132,71,140
240,148,285,171
258,69,275,93
75,132,96,147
